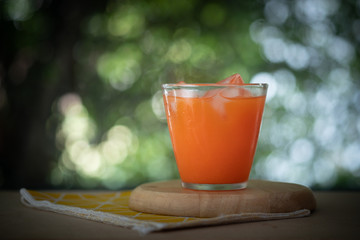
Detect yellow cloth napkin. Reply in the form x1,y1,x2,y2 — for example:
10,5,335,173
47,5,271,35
20,188,310,235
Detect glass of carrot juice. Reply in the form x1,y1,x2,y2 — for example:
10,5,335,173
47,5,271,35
162,82,268,190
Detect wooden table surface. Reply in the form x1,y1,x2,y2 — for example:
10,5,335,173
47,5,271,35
1,190,359,239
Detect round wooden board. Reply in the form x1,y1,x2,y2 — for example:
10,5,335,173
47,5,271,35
129,179,316,218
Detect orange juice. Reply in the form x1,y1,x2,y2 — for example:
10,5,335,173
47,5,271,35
163,83,267,190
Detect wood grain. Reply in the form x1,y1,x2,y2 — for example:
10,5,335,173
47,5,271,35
129,179,316,217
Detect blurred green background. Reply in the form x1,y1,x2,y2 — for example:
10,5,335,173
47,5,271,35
0,0,359,190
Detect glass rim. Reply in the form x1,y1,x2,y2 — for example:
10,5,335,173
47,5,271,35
162,83,268,89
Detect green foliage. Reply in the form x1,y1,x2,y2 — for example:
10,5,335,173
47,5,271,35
1,0,359,190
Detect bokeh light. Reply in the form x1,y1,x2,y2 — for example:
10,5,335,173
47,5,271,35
1,0,359,190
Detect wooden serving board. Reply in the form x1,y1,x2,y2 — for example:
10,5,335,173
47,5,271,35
129,179,316,218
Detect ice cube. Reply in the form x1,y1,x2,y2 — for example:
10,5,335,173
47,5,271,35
174,89,198,98
203,73,247,98
202,88,219,98
218,73,252,98
217,73,244,85
220,86,252,98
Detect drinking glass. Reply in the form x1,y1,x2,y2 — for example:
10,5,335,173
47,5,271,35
162,83,268,190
